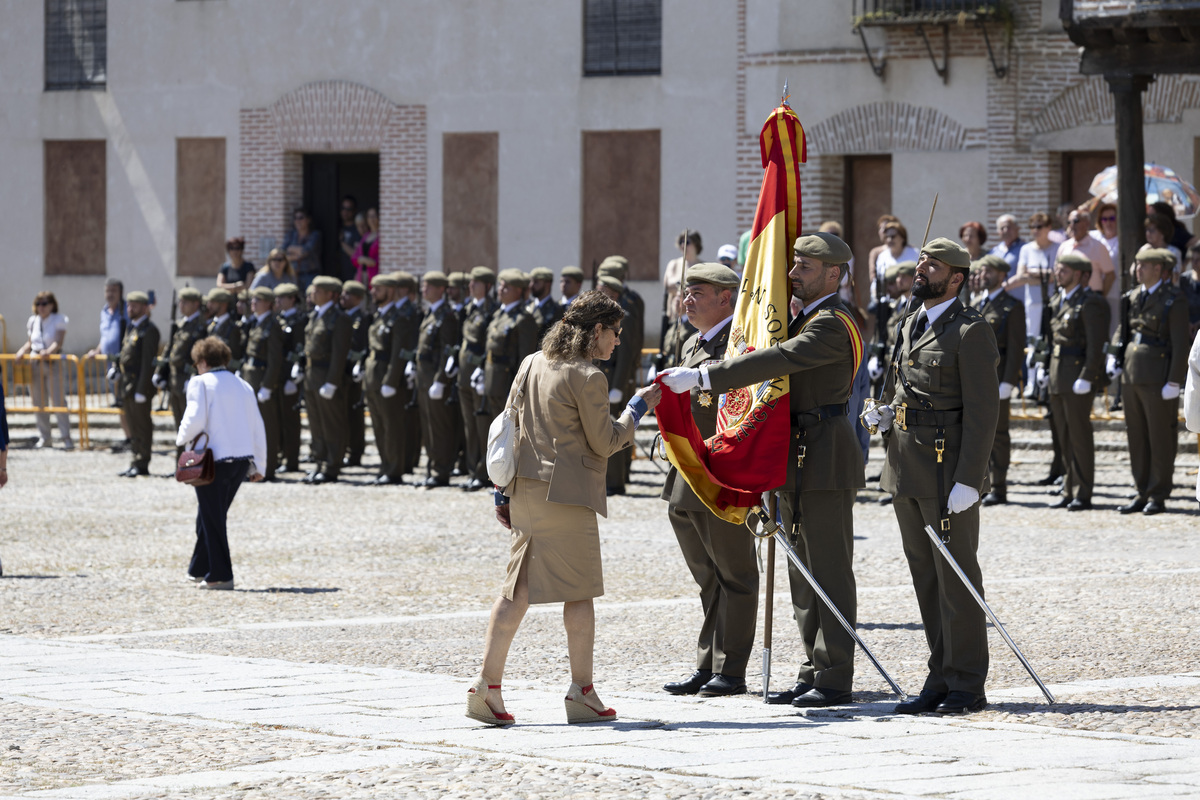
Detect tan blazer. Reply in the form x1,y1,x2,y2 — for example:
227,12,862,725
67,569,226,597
509,351,638,517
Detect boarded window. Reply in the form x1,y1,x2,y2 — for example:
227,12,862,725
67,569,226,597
1061,151,1114,210
442,133,499,271
176,138,226,278
581,130,660,281
44,140,105,275
844,155,891,336
583,0,662,76
45,0,107,91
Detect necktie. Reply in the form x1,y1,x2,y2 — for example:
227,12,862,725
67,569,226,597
692,337,705,356
913,312,928,339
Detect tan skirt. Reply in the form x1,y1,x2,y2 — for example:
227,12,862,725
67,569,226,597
502,477,603,605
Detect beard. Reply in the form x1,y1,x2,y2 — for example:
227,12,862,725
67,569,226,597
912,274,952,300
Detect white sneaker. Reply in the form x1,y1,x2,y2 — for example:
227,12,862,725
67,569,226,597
34,438,46,449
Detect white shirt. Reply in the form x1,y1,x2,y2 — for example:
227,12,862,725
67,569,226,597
253,311,271,324
922,296,958,329
1141,280,1163,298
210,312,230,328
27,312,68,354
501,300,522,313
377,300,396,315
176,369,268,475
1061,284,1082,302
314,301,334,318
184,311,201,324
428,298,445,314
801,292,838,318
698,314,733,342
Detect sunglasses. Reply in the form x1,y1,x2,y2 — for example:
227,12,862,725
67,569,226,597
35,300,51,306
1100,216,1117,222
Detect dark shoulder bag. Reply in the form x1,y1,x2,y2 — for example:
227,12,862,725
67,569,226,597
176,433,215,486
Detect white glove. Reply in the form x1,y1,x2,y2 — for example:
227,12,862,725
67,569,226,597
645,364,658,383
444,355,458,378
1035,365,1049,388
352,362,364,383
283,379,298,396
319,382,337,400
946,482,981,514
471,367,485,396
867,356,883,381
1106,355,1122,379
257,387,272,403
608,388,623,404
380,384,397,399
134,393,147,404
429,381,446,400
404,361,416,390
998,381,1013,399
1162,382,1181,401
291,362,303,380
1072,378,1091,395
660,367,702,392
106,364,119,381
152,373,166,390
862,402,895,433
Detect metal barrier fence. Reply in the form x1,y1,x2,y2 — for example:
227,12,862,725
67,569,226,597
0,354,89,448
0,313,8,354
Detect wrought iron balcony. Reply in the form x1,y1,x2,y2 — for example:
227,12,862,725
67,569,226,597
852,0,1010,29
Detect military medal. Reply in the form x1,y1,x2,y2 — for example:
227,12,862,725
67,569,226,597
698,390,713,408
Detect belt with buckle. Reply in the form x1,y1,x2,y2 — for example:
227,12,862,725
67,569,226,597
894,405,963,431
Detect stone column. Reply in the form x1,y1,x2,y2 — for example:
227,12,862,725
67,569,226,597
1104,74,1152,295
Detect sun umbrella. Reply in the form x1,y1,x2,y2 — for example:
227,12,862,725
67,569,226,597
1088,163,1200,219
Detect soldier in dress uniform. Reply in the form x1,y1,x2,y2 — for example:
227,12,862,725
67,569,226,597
301,275,353,484
1044,251,1109,511
456,266,499,492
527,267,563,343
415,271,462,487
1108,248,1189,515
485,267,539,439
972,255,1026,506
117,291,160,477
446,270,470,476
363,273,415,485
154,287,206,444
240,287,285,480
390,272,424,476
657,263,759,699
596,274,637,495
204,289,245,370
559,265,585,308
599,258,645,486
339,281,370,468
274,283,306,473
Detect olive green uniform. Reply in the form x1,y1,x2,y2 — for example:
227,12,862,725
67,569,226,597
599,305,636,493
159,312,207,433
207,314,246,369
880,299,999,696
364,298,421,481
529,295,563,343
708,296,866,691
975,289,1025,493
1113,283,1189,503
661,323,759,679
659,317,698,370
485,302,539,421
278,308,307,471
240,312,285,479
119,317,161,473
304,304,353,479
1048,287,1110,504
457,297,499,483
416,300,461,482
343,307,370,465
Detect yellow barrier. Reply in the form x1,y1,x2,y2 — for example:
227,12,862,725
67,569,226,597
0,313,7,354
0,354,88,448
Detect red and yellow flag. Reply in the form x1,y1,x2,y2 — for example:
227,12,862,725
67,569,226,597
655,104,805,524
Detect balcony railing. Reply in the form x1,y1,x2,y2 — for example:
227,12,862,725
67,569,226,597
852,0,1009,28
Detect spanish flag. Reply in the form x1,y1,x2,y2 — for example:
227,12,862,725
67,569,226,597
656,104,804,524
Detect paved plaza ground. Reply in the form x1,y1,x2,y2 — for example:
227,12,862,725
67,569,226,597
1,414,1199,799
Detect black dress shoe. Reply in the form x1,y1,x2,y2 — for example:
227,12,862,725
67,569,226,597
421,476,450,488
935,691,987,714
765,682,814,705
1143,500,1166,516
1047,496,1071,509
462,478,488,493
1119,498,1147,514
1035,473,1063,486
791,687,853,707
1067,498,1091,511
302,470,318,484
663,669,712,695
343,455,362,467
894,689,947,715
878,494,893,506
373,475,402,485
981,491,1006,506
310,472,338,484
697,674,747,697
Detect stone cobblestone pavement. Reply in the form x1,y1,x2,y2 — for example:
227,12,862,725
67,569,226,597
1,423,1199,798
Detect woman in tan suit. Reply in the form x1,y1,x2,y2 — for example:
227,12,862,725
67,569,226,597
467,291,661,727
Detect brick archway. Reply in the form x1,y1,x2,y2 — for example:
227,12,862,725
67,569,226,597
1031,74,1200,136
807,101,983,155
240,80,427,272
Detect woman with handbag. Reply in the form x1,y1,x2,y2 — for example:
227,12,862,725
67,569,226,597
467,291,661,727
176,336,267,590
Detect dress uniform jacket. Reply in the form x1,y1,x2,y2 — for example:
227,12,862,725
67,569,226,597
119,317,161,471
485,303,539,410
659,317,698,370
598,306,636,492
660,322,759,679
1113,282,1189,503
364,299,421,478
457,297,499,481
343,307,370,463
160,313,207,430
706,294,866,691
207,315,246,368
529,296,563,343
977,289,1026,492
277,309,307,471
304,304,353,477
241,312,285,478
880,298,999,697
416,300,462,481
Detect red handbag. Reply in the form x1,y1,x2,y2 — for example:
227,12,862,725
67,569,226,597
176,433,215,486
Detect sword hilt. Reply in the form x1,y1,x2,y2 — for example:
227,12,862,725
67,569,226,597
745,505,780,539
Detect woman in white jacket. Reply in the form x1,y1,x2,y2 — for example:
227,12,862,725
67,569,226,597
176,336,267,590
1184,333,1200,506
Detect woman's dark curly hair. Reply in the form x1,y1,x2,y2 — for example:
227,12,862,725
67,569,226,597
542,290,624,362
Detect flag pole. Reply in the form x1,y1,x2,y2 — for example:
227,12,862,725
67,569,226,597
674,229,689,365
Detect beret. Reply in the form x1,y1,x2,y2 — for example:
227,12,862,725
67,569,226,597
561,265,585,280
237,290,250,302
972,254,1010,273
126,291,150,304
447,271,468,287
251,287,275,301
178,287,203,302
794,232,853,265
497,268,530,288
599,256,628,279
530,267,554,281
312,275,343,292
371,272,400,288
685,262,740,288
884,260,917,281
598,274,624,293
1056,251,1093,272
392,271,418,290
342,280,367,297
421,270,449,287
920,237,972,269
205,288,234,304
1135,247,1174,265
469,266,497,283
273,282,301,297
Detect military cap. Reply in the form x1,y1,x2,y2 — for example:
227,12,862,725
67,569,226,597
469,266,497,283
601,255,629,269
274,282,301,298
794,232,853,265
422,270,449,287
1056,251,1093,272
251,287,275,301
312,275,343,292
393,271,418,290
530,267,554,281
685,262,740,288
561,265,585,280
598,262,624,279
237,290,250,303
917,237,970,269
206,288,234,304
972,254,1010,274
178,287,203,302
598,274,624,293
342,280,367,297
884,260,917,281
497,268,530,288
126,290,150,304
371,272,400,288
1135,247,1174,265
448,271,468,288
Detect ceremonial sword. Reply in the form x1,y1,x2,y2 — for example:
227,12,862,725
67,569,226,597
923,525,1056,704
